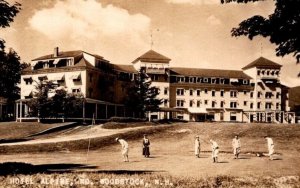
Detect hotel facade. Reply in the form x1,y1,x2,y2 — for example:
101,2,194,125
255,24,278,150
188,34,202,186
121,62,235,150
17,48,295,123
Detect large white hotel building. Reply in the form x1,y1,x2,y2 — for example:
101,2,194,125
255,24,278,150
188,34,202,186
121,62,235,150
17,48,295,123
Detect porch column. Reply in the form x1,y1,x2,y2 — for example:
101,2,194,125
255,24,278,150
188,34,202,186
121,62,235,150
20,101,23,122
25,104,29,117
105,105,108,119
0,104,2,120
95,103,98,119
82,100,85,123
15,102,18,122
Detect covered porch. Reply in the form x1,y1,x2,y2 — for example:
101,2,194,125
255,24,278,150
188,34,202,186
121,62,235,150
15,98,129,123
243,110,296,124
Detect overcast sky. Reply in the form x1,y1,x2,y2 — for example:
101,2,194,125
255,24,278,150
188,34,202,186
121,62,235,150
0,0,299,87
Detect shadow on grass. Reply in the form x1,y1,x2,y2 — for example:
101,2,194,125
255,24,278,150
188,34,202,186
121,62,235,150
236,157,251,160
91,170,166,175
271,158,283,161
0,162,96,176
0,138,30,144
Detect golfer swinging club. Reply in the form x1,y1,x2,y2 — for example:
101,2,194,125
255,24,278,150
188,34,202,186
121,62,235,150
210,139,219,163
116,137,129,162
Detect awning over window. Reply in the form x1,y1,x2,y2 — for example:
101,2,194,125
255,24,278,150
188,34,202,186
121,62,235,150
188,107,207,114
23,90,33,96
38,75,48,80
230,78,239,82
23,76,32,80
50,74,65,81
53,59,60,65
70,73,81,80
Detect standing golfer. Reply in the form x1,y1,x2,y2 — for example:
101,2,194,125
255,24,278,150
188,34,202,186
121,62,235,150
210,139,219,163
232,135,241,159
142,134,150,158
116,137,129,162
264,136,275,160
195,136,201,158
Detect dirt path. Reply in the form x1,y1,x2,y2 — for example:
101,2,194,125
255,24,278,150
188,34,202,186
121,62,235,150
0,125,145,146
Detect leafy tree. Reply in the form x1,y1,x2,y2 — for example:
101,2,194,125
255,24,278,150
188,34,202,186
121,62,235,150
0,1,22,101
27,81,55,119
221,0,300,63
0,0,21,48
27,81,84,119
0,48,28,101
125,70,163,118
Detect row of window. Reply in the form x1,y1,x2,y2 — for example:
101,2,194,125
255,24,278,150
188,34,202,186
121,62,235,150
176,100,281,109
257,69,279,76
173,76,249,85
176,89,281,99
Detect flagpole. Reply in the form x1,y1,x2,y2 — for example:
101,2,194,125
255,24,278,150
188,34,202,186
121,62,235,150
86,113,95,164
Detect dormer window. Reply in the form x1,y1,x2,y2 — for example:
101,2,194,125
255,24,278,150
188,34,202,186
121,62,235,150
203,78,208,83
211,78,216,84
189,77,194,83
177,77,184,82
43,62,49,69
257,70,261,76
67,59,74,66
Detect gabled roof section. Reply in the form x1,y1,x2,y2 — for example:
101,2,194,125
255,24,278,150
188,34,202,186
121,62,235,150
32,50,105,61
114,64,137,73
74,57,94,68
170,67,252,79
242,57,282,70
132,50,171,64
32,50,84,61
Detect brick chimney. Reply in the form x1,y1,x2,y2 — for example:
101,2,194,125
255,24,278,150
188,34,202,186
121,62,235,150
54,47,59,57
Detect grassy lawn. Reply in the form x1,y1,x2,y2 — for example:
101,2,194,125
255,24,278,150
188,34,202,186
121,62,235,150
0,122,300,187
0,122,72,139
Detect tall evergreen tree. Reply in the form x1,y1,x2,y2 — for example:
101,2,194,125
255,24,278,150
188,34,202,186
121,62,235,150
125,70,163,118
0,48,28,101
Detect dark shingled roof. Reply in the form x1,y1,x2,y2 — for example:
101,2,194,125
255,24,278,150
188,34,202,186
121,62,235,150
132,50,171,63
170,67,252,79
242,57,282,70
113,64,137,73
32,50,104,61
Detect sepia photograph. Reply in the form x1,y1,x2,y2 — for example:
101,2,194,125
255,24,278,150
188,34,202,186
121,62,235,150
0,0,300,187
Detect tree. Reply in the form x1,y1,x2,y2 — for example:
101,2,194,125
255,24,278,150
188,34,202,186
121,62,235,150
125,70,163,118
0,1,22,101
27,81,84,119
0,48,28,101
221,0,300,63
0,0,21,48
27,80,55,119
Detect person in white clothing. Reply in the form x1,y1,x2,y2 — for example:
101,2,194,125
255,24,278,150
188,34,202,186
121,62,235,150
194,136,201,158
232,135,241,159
210,139,219,163
264,136,275,160
116,137,129,162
